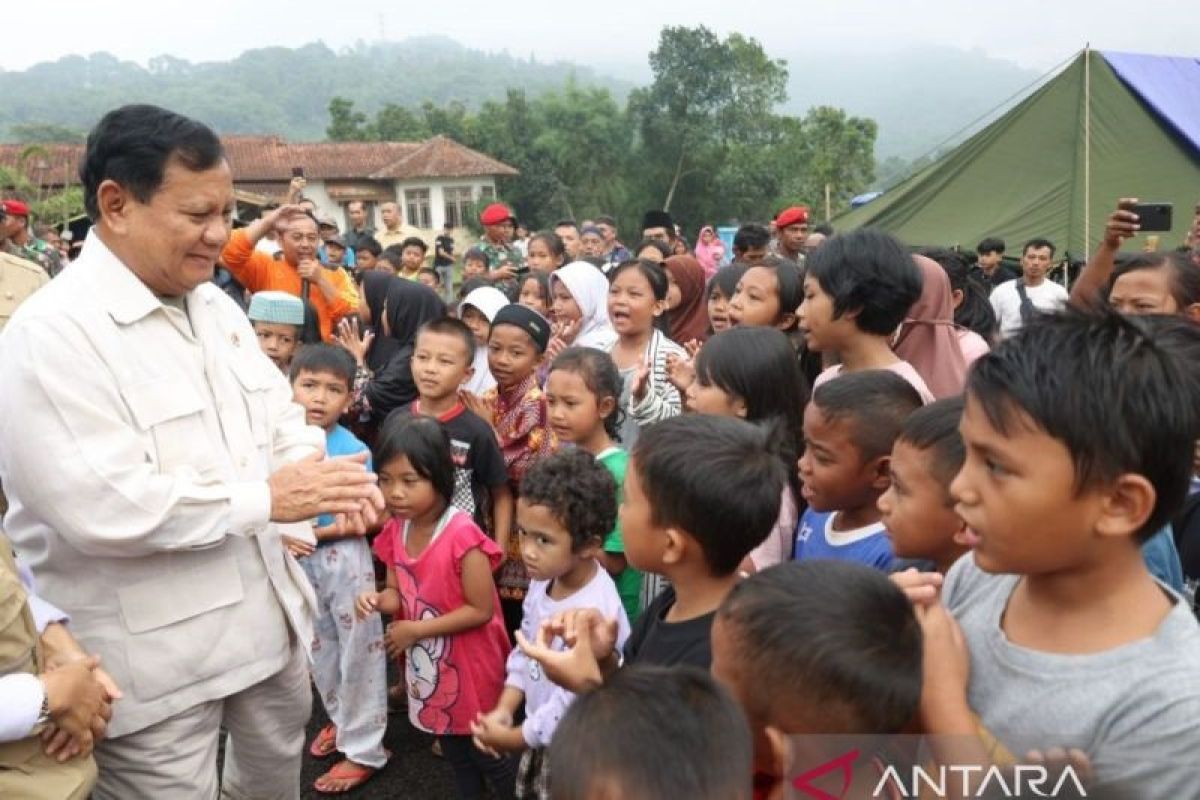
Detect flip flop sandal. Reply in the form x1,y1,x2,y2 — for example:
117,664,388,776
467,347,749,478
308,723,338,758
313,758,383,795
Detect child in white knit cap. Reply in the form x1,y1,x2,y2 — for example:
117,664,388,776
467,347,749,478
248,290,305,372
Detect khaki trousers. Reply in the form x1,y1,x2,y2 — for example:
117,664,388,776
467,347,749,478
93,644,311,800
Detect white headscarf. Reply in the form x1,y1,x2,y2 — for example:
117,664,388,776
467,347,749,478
459,287,509,395
551,261,617,351
460,286,509,323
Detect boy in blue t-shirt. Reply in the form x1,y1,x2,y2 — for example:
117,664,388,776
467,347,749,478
794,370,923,570
288,344,388,793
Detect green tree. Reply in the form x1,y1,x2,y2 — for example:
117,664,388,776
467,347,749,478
325,97,369,141
367,105,431,141
629,26,788,214
792,106,878,217
533,79,632,221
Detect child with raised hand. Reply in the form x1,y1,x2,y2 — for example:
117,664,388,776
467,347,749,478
548,666,754,800
877,397,971,574
287,344,389,793
545,347,643,621
470,450,631,796
798,228,932,403
516,415,786,691
547,261,617,355
356,416,515,800
712,561,923,799
920,310,1200,797
794,370,923,570
606,259,687,448
248,290,306,373
383,318,513,549
685,327,809,572
458,285,508,396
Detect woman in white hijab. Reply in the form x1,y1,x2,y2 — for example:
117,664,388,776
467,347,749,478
548,261,617,351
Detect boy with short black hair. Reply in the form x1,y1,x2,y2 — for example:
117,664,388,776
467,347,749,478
515,415,786,687
354,235,382,273
974,236,1017,288
248,290,305,373
463,248,490,283
921,310,1200,797
877,397,970,574
286,344,388,792
383,316,513,551
548,666,753,800
417,267,441,291
794,370,924,570
732,223,771,264
464,304,558,628
713,561,923,798
398,236,428,281
373,247,400,275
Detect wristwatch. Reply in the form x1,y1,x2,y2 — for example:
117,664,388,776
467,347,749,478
35,679,52,726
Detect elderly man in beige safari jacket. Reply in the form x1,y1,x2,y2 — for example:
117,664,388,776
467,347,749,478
0,104,385,799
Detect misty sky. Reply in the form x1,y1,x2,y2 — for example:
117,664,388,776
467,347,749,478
4,0,1195,74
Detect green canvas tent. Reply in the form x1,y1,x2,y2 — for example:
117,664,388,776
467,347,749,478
834,49,1200,260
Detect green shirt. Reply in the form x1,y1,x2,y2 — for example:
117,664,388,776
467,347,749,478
597,447,642,623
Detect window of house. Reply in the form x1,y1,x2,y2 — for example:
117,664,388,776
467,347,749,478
444,186,475,230
405,188,431,229
479,185,495,202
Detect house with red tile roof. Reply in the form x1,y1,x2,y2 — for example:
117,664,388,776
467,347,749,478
0,134,518,235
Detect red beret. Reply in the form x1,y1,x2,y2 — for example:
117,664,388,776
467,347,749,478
479,202,516,226
1,199,30,217
774,206,809,229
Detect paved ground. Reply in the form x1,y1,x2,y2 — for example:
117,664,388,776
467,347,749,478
299,676,459,799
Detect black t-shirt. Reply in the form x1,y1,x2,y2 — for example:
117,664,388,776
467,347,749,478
975,262,1021,290
622,586,714,670
385,401,508,530
434,234,455,267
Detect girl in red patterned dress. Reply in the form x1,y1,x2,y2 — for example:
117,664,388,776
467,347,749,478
356,416,516,799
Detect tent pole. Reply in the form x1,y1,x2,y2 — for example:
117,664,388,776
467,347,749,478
1083,43,1092,286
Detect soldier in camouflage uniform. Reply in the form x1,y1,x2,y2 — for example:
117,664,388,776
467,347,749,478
478,202,525,300
2,200,63,279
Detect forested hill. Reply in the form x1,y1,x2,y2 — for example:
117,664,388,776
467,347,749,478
0,36,629,142
3,36,1041,162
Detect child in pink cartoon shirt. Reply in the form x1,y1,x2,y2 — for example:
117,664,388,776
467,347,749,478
357,415,516,799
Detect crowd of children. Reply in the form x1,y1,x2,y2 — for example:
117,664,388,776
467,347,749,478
232,205,1200,799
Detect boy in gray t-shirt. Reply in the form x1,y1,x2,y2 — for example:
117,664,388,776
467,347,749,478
915,311,1200,799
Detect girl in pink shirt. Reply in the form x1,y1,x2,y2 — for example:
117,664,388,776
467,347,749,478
357,416,515,798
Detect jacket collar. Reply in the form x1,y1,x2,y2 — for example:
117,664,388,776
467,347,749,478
81,231,193,326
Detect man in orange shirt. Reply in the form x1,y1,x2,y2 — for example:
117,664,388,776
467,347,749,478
222,206,358,341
